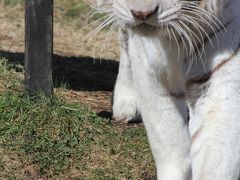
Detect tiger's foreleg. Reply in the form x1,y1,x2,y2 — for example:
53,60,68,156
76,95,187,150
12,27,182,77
112,29,141,122
129,31,191,180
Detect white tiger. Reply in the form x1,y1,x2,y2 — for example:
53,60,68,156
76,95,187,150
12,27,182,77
95,0,240,179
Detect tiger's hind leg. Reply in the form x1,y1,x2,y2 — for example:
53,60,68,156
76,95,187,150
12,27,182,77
188,57,240,180
112,29,141,122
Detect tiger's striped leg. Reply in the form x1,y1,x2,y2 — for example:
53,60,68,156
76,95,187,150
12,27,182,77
188,57,240,180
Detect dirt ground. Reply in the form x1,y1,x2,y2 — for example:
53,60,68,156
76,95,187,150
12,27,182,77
0,1,120,118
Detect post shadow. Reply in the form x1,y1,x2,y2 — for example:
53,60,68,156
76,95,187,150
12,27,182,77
0,51,119,92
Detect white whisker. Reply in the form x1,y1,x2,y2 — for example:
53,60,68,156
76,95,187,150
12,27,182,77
79,15,116,47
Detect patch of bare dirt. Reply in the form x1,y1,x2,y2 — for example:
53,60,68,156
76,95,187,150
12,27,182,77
0,147,41,179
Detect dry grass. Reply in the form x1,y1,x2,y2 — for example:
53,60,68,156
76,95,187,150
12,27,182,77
0,0,120,60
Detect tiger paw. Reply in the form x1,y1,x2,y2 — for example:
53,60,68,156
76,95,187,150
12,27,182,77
112,89,141,123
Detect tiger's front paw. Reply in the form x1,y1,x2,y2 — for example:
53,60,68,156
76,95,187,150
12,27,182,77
112,89,141,123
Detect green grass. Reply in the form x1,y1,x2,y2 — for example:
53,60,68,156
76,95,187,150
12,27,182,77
0,59,155,179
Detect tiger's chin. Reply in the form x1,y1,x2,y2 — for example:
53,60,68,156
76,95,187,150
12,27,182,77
127,23,171,38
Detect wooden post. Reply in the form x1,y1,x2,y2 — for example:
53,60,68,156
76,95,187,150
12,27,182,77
25,0,53,96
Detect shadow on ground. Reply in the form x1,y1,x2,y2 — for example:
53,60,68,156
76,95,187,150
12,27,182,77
0,50,119,91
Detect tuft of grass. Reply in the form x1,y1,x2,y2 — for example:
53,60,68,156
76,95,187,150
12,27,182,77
0,59,24,93
0,59,155,179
